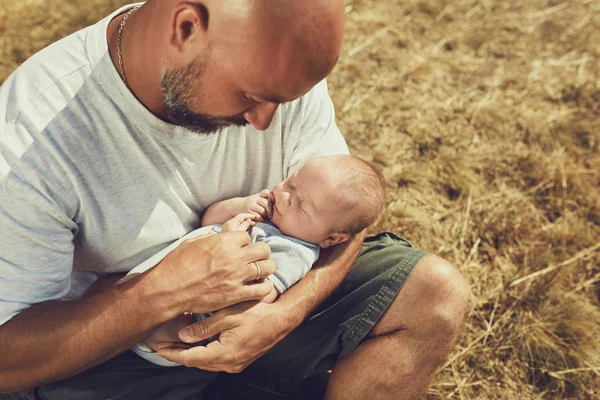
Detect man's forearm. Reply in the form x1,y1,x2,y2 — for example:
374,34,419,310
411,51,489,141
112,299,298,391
276,231,366,328
0,273,177,392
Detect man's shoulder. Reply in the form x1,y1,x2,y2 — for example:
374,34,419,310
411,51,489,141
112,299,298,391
0,25,96,127
0,20,111,179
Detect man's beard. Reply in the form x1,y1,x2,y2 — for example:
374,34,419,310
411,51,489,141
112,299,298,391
161,52,248,135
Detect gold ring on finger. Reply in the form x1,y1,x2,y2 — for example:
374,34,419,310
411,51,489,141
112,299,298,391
253,262,261,281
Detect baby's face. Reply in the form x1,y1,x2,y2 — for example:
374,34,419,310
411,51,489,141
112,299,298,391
269,158,341,246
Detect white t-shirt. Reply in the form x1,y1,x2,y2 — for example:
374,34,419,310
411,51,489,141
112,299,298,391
0,4,348,326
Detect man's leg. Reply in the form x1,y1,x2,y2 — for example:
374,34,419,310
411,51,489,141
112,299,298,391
36,233,469,400
324,254,470,400
252,232,470,400
35,351,219,400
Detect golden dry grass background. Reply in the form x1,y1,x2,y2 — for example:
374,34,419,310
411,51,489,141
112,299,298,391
1,0,600,399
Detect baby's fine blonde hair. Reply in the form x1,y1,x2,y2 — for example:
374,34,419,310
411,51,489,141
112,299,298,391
328,155,386,235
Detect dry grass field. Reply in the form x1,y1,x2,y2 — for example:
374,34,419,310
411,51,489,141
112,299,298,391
1,0,599,399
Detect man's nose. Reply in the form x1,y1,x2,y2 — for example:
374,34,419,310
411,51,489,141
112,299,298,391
244,102,279,131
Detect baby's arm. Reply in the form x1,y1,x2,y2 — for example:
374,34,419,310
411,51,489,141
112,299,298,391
254,230,320,300
201,189,274,226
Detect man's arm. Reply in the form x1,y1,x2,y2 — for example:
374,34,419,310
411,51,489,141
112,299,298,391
0,232,276,392
157,231,366,372
0,274,173,392
275,230,365,326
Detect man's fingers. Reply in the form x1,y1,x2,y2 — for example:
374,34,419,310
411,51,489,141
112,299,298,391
239,241,271,263
156,347,186,365
243,260,275,283
155,341,191,350
215,230,252,247
158,341,232,371
179,313,231,343
185,233,217,244
156,346,209,368
159,340,249,373
240,279,274,301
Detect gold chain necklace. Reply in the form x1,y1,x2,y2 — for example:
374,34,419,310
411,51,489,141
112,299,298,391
117,5,141,88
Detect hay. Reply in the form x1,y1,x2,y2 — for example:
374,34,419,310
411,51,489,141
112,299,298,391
1,0,599,398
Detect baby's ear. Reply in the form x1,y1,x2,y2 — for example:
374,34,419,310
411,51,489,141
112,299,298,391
319,233,351,248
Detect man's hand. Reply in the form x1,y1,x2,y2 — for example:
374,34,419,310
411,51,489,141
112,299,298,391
156,231,366,374
145,231,276,315
157,301,286,373
144,313,195,351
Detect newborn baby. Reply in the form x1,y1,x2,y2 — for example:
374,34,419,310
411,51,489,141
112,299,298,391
129,154,386,366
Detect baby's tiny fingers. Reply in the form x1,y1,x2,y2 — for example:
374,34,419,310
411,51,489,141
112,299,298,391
237,212,258,219
245,209,264,222
250,204,267,216
240,219,254,230
257,197,271,209
259,189,271,198
259,197,273,219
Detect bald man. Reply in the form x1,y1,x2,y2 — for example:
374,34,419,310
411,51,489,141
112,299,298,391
0,1,469,399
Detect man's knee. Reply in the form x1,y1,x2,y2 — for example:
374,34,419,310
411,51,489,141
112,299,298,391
420,255,470,340
372,254,470,340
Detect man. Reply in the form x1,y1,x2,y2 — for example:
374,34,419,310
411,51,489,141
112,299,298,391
0,1,470,399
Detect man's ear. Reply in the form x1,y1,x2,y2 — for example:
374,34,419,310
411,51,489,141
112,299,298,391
170,2,210,53
319,232,351,249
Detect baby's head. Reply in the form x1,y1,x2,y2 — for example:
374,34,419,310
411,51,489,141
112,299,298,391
270,155,386,248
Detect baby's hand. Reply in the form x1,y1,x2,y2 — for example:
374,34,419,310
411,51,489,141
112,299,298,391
221,212,258,233
234,189,274,221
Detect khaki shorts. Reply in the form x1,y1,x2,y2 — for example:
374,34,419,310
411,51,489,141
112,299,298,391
36,232,428,400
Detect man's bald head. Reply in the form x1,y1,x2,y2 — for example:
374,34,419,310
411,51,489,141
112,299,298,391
142,0,345,133
230,0,345,79
163,0,344,78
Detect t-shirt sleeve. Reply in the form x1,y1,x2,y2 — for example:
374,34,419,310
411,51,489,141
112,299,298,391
0,177,77,327
286,79,349,177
